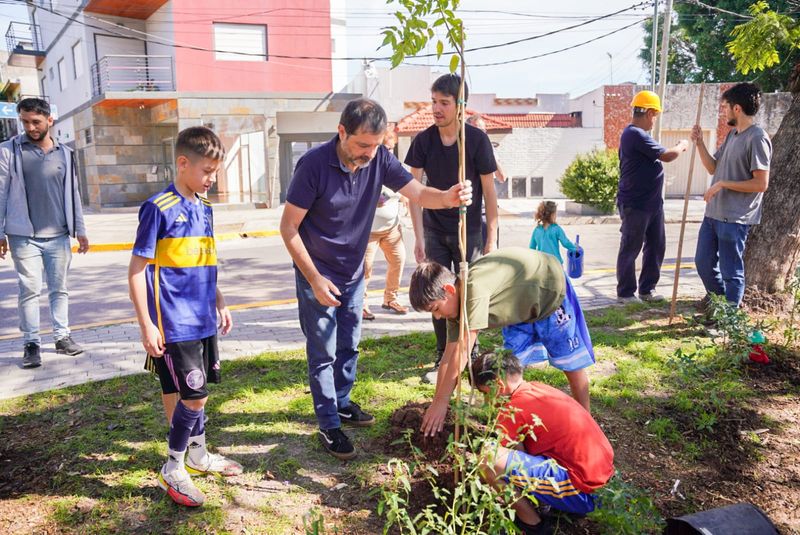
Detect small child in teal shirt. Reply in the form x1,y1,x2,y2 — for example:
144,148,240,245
529,201,576,264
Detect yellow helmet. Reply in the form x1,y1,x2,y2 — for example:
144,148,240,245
631,90,662,112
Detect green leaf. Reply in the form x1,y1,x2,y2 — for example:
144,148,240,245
436,40,444,58
449,54,460,73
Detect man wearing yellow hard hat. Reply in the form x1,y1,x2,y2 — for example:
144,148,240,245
615,90,689,303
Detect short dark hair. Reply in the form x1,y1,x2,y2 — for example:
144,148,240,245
431,73,468,103
175,126,225,162
470,352,524,389
339,98,387,136
722,82,762,116
409,261,457,311
17,98,50,117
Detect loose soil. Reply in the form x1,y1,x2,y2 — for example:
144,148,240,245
378,344,800,534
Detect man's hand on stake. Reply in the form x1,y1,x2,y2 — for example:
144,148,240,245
445,180,473,208
0,237,7,260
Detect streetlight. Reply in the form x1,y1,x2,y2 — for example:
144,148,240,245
606,52,613,84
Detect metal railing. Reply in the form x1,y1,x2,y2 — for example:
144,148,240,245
90,55,175,97
5,22,43,55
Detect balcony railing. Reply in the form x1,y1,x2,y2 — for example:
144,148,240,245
90,55,175,97
5,22,44,66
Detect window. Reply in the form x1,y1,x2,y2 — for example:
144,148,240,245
213,23,267,61
72,40,84,79
57,58,67,91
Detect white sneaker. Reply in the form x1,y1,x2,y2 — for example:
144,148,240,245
186,452,243,477
158,464,205,507
185,432,243,476
639,292,665,302
617,295,641,304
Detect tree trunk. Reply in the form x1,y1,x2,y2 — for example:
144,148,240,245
743,91,800,312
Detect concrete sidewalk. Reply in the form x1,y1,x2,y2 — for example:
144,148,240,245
0,264,707,401
77,198,706,251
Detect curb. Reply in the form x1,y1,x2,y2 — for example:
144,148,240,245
71,229,280,253
0,263,698,342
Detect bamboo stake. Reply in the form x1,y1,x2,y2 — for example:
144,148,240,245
454,34,468,488
669,83,705,323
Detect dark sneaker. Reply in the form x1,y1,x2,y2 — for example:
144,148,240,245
318,428,356,460
433,349,444,370
338,401,375,427
695,294,712,313
22,343,41,369
55,336,84,356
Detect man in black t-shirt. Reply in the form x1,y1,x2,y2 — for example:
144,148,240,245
405,74,498,368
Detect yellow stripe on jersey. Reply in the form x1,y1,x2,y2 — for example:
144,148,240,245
152,236,217,268
199,196,212,205
154,264,165,339
153,191,175,205
158,197,181,212
154,194,177,208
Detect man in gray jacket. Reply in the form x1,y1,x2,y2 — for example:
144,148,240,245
0,98,89,368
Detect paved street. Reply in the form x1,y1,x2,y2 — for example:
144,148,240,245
0,215,705,400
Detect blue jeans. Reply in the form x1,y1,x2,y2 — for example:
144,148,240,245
7,234,73,344
694,217,750,306
295,270,364,430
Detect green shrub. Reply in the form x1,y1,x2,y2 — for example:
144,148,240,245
559,149,620,214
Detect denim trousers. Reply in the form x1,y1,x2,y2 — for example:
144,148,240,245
694,216,750,306
423,229,483,354
8,234,72,344
615,204,666,298
295,270,365,430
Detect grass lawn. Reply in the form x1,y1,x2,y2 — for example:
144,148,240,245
0,300,798,534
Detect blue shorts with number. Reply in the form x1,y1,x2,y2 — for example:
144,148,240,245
502,276,594,372
503,450,597,515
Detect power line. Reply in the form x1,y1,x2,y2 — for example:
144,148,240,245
5,0,654,63
676,0,752,19
450,18,647,68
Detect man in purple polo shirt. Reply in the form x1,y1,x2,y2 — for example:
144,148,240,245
280,98,472,460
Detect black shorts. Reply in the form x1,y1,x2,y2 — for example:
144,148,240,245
147,335,221,400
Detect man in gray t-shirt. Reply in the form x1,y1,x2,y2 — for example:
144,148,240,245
690,83,772,306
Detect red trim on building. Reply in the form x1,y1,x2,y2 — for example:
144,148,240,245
603,84,635,150
397,105,579,134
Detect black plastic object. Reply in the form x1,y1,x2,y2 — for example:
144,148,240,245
664,503,778,535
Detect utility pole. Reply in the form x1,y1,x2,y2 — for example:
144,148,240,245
654,0,673,143
650,0,659,90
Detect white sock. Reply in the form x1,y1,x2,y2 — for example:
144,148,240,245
165,448,187,474
187,432,208,466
